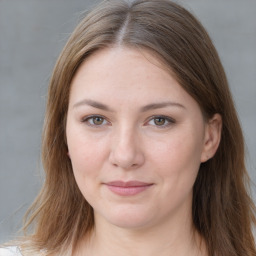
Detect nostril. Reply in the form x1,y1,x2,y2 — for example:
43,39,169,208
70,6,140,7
108,132,145,169
109,147,145,170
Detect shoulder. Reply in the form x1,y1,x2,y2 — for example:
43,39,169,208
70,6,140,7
0,247,23,256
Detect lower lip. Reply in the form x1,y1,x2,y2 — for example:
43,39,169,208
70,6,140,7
106,185,152,196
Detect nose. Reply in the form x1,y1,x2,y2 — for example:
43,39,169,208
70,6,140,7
109,127,145,170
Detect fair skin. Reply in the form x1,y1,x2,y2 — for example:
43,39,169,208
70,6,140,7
66,47,222,256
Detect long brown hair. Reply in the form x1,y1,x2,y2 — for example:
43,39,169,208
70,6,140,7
22,0,256,255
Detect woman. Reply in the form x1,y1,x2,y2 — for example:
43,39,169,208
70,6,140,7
1,0,255,255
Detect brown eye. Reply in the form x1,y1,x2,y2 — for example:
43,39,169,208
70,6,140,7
154,117,166,126
92,117,104,125
83,115,108,126
147,116,175,128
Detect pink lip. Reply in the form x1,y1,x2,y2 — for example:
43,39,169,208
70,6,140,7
104,180,153,196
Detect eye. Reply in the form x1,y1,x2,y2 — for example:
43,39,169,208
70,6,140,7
147,116,175,127
82,115,108,126
153,117,166,126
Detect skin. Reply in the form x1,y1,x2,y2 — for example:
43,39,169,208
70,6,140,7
66,47,222,256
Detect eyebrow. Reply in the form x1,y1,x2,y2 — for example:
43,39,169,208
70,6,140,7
73,99,114,111
140,102,185,112
73,99,185,112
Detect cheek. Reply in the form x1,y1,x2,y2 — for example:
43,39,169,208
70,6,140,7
153,134,202,168
67,128,109,184
148,127,204,188
68,139,105,202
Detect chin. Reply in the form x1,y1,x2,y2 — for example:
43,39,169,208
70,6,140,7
109,217,153,230
96,205,156,230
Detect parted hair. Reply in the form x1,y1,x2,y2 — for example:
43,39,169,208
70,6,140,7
21,0,256,255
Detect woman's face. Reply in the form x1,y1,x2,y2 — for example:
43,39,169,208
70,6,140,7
66,47,211,230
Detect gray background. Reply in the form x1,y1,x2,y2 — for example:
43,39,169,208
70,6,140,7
0,0,255,243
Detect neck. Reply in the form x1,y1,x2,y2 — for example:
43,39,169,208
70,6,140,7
75,209,207,256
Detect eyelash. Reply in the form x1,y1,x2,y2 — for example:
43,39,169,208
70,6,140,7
146,115,176,128
81,115,109,127
81,115,176,128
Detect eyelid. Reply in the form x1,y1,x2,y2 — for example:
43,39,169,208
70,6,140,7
81,114,175,128
81,114,110,127
145,115,176,127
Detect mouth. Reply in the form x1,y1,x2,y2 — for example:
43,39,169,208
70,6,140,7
104,180,153,196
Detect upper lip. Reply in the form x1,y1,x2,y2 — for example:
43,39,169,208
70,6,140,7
105,180,153,187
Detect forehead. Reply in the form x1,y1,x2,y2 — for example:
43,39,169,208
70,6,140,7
69,46,199,112
71,47,175,89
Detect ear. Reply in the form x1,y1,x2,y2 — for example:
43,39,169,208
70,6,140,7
201,113,222,163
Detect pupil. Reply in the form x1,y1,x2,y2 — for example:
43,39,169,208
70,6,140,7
155,118,165,125
93,117,103,125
